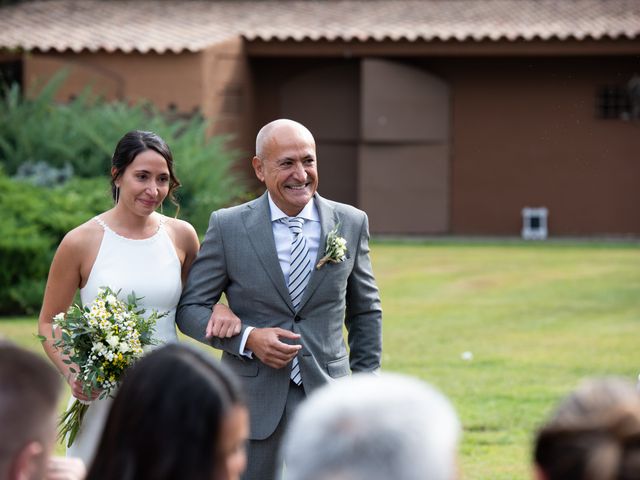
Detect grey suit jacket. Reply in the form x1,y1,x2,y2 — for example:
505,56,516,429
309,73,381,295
176,192,382,440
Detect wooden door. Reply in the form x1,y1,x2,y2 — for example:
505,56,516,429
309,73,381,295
359,59,450,234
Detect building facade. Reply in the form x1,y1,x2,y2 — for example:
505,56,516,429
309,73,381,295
1,0,639,236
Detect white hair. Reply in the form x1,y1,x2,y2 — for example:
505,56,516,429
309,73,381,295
282,372,461,480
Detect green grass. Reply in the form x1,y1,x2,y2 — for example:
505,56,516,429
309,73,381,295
375,240,639,479
1,240,639,479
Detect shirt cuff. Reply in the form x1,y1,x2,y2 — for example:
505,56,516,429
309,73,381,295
239,326,255,358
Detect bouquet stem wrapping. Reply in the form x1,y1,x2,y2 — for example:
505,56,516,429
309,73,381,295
59,399,89,448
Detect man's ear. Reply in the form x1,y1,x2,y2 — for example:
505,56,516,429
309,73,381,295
10,441,44,480
252,156,265,183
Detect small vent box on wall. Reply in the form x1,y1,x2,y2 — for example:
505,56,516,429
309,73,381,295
521,207,548,240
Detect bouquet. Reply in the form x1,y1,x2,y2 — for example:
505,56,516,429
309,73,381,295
50,286,164,447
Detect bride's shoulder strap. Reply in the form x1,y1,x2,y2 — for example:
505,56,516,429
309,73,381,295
93,216,108,230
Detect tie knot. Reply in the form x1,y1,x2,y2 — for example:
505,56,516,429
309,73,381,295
287,217,305,234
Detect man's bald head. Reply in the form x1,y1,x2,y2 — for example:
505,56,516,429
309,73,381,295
252,119,318,216
255,119,315,160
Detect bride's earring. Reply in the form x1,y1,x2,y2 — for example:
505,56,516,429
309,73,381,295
114,186,120,205
160,201,164,214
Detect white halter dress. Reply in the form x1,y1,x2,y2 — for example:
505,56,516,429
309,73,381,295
66,215,182,465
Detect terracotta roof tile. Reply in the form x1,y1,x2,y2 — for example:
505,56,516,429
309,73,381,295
0,0,638,54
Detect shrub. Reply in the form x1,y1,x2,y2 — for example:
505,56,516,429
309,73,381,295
0,73,250,314
0,72,247,234
0,171,112,314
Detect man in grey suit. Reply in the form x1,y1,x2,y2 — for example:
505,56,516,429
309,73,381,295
177,119,382,480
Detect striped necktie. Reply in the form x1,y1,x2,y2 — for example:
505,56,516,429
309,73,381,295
287,217,310,385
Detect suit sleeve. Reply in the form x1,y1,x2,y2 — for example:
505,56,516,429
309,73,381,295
345,212,382,372
176,211,246,354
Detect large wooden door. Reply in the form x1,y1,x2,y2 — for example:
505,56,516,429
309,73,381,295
359,59,450,234
276,58,450,234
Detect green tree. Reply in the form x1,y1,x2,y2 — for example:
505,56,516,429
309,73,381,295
0,73,250,314
0,71,247,234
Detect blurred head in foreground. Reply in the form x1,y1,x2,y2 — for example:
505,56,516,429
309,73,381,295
282,372,461,480
87,343,249,480
0,341,62,480
534,377,640,480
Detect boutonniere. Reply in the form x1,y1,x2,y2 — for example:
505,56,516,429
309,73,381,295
316,224,347,269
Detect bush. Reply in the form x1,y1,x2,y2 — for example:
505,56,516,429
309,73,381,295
0,72,247,234
0,171,112,314
0,73,250,314
0,219,51,315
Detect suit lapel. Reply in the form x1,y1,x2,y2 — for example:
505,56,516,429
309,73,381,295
243,193,295,312
297,193,339,311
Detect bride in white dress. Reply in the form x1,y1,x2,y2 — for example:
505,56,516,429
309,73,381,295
38,131,240,466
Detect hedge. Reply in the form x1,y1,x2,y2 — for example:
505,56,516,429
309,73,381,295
0,73,249,314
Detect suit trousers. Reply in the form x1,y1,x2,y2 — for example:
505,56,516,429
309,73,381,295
243,381,306,480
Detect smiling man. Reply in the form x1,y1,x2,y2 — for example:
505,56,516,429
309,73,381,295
177,119,383,480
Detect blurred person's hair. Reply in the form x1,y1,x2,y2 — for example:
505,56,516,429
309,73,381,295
534,377,640,480
0,341,62,479
281,372,461,480
86,343,245,480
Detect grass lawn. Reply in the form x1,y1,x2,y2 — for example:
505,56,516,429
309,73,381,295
1,240,638,479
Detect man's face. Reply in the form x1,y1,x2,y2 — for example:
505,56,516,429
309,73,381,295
252,124,318,217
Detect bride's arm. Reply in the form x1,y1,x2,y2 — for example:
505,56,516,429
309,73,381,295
166,217,200,285
172,218,242,339
38,228,98,401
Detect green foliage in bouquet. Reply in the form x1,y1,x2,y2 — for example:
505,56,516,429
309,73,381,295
50,286,163,447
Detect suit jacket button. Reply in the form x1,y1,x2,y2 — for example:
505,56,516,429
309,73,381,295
294,315,301,322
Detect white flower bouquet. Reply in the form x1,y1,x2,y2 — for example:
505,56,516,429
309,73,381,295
50,287,164,447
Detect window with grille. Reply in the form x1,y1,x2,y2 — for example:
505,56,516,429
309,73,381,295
596,85,631,119
0,60,22,97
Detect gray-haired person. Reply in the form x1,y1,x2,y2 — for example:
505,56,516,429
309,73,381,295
281,372,461,480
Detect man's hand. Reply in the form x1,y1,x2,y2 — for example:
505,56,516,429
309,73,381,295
206,303,242,338
246,328,301,369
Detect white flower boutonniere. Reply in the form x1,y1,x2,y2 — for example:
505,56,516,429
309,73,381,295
316,225,347,269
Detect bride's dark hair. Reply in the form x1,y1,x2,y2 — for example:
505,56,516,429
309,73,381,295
534,377,640,480
110,130,182,211
86,343,245,480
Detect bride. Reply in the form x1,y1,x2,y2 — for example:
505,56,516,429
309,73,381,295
38,130,240,465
